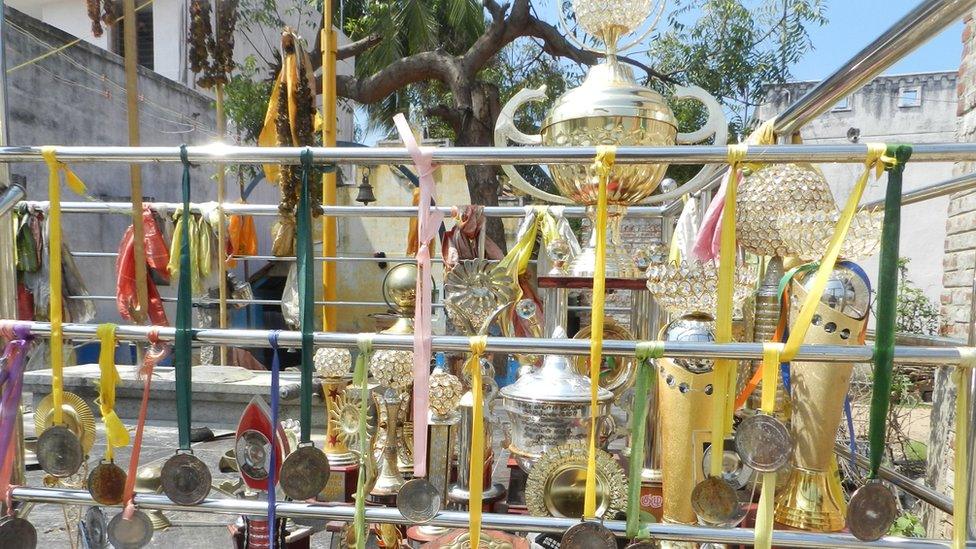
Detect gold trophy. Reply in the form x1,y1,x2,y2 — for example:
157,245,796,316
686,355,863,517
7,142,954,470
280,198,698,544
315,347,357,466
774,264,870,531
494,0,726,278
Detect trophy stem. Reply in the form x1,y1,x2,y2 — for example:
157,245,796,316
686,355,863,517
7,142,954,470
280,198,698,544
569,205,641,279
322,376,357,466
370,392,405,499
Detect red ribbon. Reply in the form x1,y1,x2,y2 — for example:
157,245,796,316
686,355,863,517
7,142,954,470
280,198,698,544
123,329,167,519
393,114,444,478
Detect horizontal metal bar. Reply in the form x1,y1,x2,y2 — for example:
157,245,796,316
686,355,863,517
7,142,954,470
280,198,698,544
864,171,976,210
1,143,975,166
0,176,24,217
21,201,667,218
7,486,949,548
4,320,972,365
834,443,953,514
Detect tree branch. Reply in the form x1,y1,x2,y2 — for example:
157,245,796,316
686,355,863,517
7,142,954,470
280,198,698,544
336,51,460,104
337,34,383,61
427,104,464,135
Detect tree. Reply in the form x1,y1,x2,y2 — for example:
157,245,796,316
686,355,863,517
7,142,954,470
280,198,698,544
229,0,828,247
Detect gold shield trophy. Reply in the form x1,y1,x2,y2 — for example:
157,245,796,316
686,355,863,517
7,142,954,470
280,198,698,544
775,264,870,531
494,0,726,278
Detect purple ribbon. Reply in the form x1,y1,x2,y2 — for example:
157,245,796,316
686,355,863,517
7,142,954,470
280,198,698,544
267,331,281,549
0,325,32,498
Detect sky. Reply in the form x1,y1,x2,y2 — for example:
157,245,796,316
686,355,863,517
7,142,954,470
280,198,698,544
790,1,963,81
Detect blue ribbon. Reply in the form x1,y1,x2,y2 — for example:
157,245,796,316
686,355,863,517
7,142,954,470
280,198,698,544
268,331,281,548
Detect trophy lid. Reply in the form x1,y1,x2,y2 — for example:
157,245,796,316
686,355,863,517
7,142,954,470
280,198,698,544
541,58,677,133
501,327,613,404
795,264,871,320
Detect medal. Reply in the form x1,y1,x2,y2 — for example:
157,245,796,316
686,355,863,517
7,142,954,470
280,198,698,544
690,476,745,527
35,424,83,478
734,413,792,473
0,516,37,549
160,451,212,506
396,477,441,523
107,509,154,549
82,507,108,548
87,459,127,505
561,520,616,549
847,480,898,541
279,443,330,501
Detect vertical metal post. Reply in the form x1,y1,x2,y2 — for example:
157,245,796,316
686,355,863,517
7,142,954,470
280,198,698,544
965,269,976,540
214,0,228,365
321,1,338,331
0,0,25,493
123,0,150,325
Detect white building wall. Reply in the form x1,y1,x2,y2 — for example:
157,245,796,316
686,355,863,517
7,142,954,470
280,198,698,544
756,71,958,307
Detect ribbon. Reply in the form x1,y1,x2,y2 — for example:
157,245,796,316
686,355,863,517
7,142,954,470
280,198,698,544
780,144,888,362
268,331,282,549
754,342,784,549
0,325,31,507
582,146,616,518
41,147,72,425
867,145,912,478
122,329,166,520
466,336,488,549
297,149,317,443
392,114,445,479
952,348,976,549
627,341,664,538
352,334,373,549
95,324,129,461
174,145,195,450
708,144,747,477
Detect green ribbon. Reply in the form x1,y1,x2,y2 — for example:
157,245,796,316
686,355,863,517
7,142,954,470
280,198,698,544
175,145,194,450
627,341,665,538
867,144,912,478
353,334,372,549
297,149,315,443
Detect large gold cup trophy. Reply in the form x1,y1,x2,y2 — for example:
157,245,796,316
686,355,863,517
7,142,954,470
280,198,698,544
494,0,726,278
775,265,870,531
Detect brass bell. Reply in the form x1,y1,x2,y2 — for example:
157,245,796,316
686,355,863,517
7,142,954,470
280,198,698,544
355,168,376,205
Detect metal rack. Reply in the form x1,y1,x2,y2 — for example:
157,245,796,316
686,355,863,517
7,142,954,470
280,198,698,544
3,0,976,546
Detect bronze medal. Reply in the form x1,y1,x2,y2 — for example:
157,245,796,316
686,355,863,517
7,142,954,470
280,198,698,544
82,507,108,548
733,413,792,473
847,480,898,541
107,509,154,549
87,460,127,505
561,521,616,549
397,478,441,523
0,516,37,549
36,424,83,477
690,476,745,527
279,443,330,501
160,452,212,505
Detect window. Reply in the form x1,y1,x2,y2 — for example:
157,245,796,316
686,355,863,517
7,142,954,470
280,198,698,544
899,86,921,108
831,96,852,112
113,3,154,70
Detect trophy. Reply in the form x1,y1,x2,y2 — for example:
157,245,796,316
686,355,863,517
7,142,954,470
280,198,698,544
494,0,726,278
774,264,870,532
315,347,357,466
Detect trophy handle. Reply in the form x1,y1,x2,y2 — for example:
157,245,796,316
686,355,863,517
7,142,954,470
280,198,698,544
641,84,729,205
494,85,574,205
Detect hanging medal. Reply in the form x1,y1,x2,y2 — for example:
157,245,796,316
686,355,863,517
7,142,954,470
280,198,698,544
848,145,912,542
35,149,85,478
108,329,166,549
278,149,330,500
392,114,444,523
160,145,213,506
87,324,131,505
0,324,37,548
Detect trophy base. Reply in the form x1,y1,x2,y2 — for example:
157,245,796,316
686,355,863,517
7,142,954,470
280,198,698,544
774,466,846,532
325,451,357,467
447,483,507,507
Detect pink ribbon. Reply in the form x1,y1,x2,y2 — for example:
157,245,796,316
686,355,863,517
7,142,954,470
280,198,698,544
0,325,31,508
393,113,444,479
691,172,739,261
123,329,167,519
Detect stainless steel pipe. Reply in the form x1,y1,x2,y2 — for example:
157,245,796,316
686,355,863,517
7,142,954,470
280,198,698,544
864,171,976,211
2,143,976,165
774,0,976,136
4,320,974,365
7,486,950,548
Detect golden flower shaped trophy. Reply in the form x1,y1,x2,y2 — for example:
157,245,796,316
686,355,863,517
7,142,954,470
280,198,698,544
494,0,727,279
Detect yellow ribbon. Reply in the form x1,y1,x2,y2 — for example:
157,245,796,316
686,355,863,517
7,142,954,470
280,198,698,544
754,342,783,549
709,144,747,476
953,347,976,549
466,335,488,549
95,324,130,461
780,143,888,362
41,147,83,425
583,145,616,517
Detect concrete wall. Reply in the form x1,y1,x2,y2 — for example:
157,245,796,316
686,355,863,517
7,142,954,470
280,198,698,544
756,71,958,308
